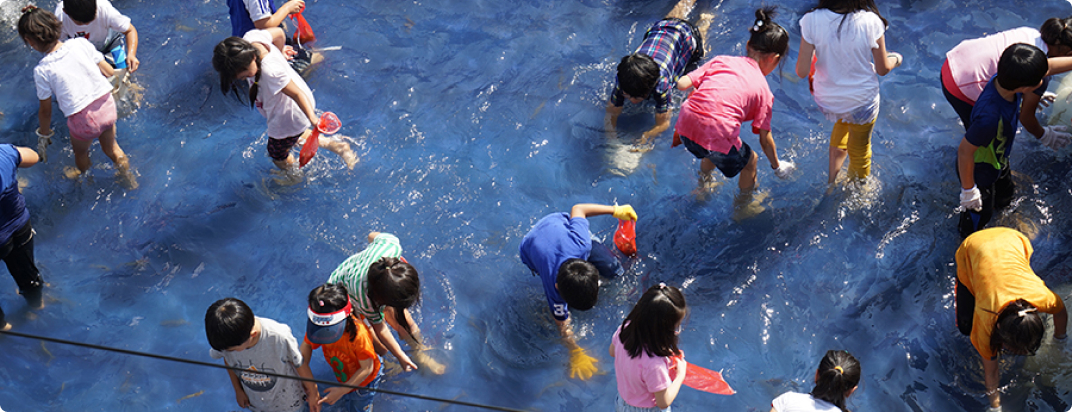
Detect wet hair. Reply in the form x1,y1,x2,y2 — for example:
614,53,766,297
815,0,889,35
212,37,262,108
747,7,789,57
556,258,599,311
17,6,61,49
1040,16,1072,52
205,297,256,351
996,43,1048,91
619,284,687,358
367,257,421,342
616,54,660,100
811,350,861,412
308,283,358,342
990,299,1045,357
62,0,97,23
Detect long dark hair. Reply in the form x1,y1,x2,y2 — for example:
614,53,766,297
367,257,421,343
619,284,687,358
212,37,263,108
811,350,861,412
309,283,358,342
990,299,1045,356
815,0,889,35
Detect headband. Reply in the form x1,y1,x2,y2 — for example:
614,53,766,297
1018,307,1037,317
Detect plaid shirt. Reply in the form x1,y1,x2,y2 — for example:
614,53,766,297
611,19,697,113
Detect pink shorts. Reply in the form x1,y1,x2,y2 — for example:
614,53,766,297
66,93,117,142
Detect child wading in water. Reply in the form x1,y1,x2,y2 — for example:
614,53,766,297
674,7,795,208
213,28,356,182
609,283,688,412
301,283,383,412
795,0,902,185
19,5,136,188
770,350,861,412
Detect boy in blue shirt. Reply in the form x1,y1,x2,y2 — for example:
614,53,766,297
226,0,318,75
518,203,636,380
957,43,1067,236
0,145,42,331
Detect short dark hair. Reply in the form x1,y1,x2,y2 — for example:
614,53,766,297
996,43,1048,91
556,258,599,311
990,299,1045,356
62,0,97,24
811,350,861,412
367,257,421,340
747,7,789,57
17,6,61,48
205,298,256,351
309,283,358,342
619,284,687,358
616,54,660,99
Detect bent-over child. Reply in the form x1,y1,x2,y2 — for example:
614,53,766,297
770,350,861,412
55,0,139,72
302,283,382,412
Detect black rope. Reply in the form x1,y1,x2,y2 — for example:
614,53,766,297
0,329,530,412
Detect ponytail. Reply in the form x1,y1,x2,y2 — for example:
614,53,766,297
1041,16,1072,52
367,257,421,343
747,6,789,56
990,299,1045,356
811,350,861,412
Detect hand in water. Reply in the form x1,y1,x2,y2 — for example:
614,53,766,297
1040,91,1057,108
568,347,598,380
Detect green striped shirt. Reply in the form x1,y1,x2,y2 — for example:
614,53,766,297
327,233,402,324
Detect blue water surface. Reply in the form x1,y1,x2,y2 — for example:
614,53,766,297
1,0,1072,410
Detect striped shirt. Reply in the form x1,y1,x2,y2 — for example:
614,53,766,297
611,19,698,113
327,233,402,324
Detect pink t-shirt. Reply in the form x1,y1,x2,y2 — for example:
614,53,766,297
946,27,1047,103
674,56,773,154
612,326,674,408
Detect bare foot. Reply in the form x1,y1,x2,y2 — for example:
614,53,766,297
1,322,10,331
342,148,359,170
271,167,304,186
63,166,83,180
117,169,139,190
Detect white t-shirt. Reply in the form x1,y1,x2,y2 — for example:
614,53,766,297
946,27,1047,102
244,0,275,25
209,317,306,412
33,38,113,117
55,0,131,52
772,392,841,412
242,29,316,139
801,9,886,116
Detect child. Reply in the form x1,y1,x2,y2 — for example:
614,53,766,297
605,0,713,147
326,232,444,375
212,28,356,180
301,283,382,411
608,283,688,411
205,297,319,412
54,0,139,72
942,17,1072,141
956,44,1048,237
955,227,1067,411
18,6,136,188
795,0,902,184
770,350,861,412
0,145,43,332
518,203,637,380
674,7,795,198
227,0,317,74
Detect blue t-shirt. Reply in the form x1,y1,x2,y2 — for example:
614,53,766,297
228,0,276,37
0,145,28,244
518,213,592,321
965,77,1025,187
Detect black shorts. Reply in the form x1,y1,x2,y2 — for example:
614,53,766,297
681,136,753,178
267,133,302,161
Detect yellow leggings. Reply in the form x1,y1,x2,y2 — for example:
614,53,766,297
829,119,876,179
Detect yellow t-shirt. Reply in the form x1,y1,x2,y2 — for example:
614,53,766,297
955,227,1065,359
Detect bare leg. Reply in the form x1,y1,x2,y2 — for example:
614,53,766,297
69,137,94,175
318,136,358,170
665,0,696,20
828,146,848,185
695,12,714,54
97,125,137,189
738,150,758,193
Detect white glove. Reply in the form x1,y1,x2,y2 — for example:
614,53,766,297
1039,91,1057,108
35,128,53,163
773,160,795,179
959,185,982,212
985,405,1002,412
1040,125,1071,150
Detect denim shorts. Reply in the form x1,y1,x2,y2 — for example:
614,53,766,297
615,395,670,412
681,136,753,178
325,374,381,412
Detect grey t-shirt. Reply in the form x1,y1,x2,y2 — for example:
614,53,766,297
210,317,306,412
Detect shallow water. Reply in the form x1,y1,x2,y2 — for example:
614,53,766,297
1,0,1072,410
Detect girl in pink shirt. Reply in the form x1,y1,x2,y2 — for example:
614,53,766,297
609,283,687,412
674,7,795,198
